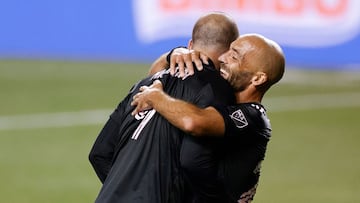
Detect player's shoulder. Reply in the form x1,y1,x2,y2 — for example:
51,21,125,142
227,103,271,129
244,103,267,116
229,103,267,118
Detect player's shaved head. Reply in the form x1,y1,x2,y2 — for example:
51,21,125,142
192,12,239,54
217,33,285,98
238,34,285,90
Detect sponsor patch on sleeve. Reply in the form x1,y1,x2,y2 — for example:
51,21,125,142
230,109,248,129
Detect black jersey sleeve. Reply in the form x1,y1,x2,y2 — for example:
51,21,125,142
213,103,272,140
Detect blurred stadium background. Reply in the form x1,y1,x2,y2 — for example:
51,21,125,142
0,1,359,202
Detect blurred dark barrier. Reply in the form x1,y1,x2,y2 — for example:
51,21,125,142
0,0,359,69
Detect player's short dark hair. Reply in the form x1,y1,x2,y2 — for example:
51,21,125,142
192,12,239,50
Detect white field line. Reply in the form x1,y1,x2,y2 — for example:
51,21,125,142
0,92,360,130
0,109,111,130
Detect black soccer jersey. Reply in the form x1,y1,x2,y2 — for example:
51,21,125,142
214,103,272,202
92,61,234,203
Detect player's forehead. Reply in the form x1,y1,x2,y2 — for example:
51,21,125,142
229,38,255,55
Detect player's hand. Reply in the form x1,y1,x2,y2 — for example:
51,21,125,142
169,48,209,78
131,80,163,116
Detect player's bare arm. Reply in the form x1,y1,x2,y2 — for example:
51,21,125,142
148,52,169,75
131,80,225,137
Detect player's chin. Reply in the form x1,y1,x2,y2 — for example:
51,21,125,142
220,68,229,80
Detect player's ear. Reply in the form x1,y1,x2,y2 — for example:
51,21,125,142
188,39,193,49
252,71,267,86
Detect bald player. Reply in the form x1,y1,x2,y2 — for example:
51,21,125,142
131,33,286,203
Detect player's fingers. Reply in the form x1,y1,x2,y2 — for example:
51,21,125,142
191,51,203,72
180,55,191,77
131,100,139,116
133,101,152,116
152,80,163,90
131,93,140,105
130,99,137,108
177,56,186,78
139,85,149,92
200,53,209,65
131,97,145,115
169,55,177,76
131,106,140,116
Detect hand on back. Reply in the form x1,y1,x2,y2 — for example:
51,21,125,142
169,48,209,79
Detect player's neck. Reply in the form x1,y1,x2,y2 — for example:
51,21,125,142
235,88,263,104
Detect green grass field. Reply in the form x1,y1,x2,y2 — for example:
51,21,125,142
1,59,359,203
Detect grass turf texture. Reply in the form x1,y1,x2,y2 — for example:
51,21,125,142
0,59,359,202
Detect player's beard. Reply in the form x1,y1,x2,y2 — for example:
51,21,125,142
228,69,253,92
